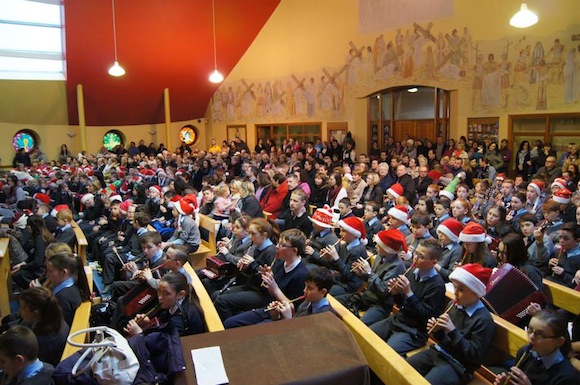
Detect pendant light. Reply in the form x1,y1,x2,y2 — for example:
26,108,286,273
108,0,125,76
208,0,224,83
509,2,538,28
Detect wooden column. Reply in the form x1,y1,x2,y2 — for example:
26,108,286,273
76,84,88,152
164,88,172,150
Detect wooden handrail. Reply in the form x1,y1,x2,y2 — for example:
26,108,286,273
183,262,225,332
543,278,580,315
327,294,430,385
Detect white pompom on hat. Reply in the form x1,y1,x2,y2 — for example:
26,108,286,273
449,263,492,298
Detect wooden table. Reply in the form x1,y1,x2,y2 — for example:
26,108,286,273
180,312,370,385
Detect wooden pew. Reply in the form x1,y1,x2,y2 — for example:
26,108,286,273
0,238,11,321
327,294,430,385
183,262,225,332
189,214,220,270
543,278,580,315
72,221,88,266
60,301,93,361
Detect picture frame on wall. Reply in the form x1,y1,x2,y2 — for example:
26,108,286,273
227,125,247,143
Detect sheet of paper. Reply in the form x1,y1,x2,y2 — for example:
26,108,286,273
191,346,229,385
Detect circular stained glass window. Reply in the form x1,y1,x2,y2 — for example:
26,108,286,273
179,125,198,145
12,130,36,152
103,130,124,151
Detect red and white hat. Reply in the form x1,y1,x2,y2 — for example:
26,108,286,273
437,218,464,243
449,263,492,298
338,217,366,241
109,195,123,204
51,204,70,217
551,178,566,190
528,180,545,196
175,194,198,216
149,185,162,196
375,229,408,254
309,207,334,229
167,195,182,208
119,199,133,215
80,193,95,205
496,173,507,181
388,205,410,225
553,188,572,204
387,183,403,199
458,222,492,244
11,211,29,229
33,193,51,206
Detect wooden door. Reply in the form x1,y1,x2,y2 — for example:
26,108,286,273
393,120,435,142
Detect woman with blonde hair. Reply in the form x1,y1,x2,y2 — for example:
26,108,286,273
238,180,263,218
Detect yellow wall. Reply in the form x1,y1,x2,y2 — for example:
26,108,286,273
207,0,580,151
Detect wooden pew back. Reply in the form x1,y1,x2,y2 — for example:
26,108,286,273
183,262,225,332
543,278,580,315
0,238,11,320
72,221,88,266
189,214,220,270
327,295,430,385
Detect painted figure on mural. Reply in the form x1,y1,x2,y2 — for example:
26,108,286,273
536,59,549,110
547,38,565,83
529,41,544,84
305,77,316,117
263,81,273,116
212,89,223,122
255,82,264,118
499,52,511,108
481,53,501,108
425,46,438,81
226,86,235,121
286,81,296,117
436,32,446,67
563,48,578,103
461,27,472,68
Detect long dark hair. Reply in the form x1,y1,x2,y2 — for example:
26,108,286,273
500,233,529,267
19,287,63,335
160,272,204,332
27,215,56,244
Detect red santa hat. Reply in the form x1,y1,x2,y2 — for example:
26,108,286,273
33,193,51,206
175,194,197,215
119,199,133,215
387,205,410,225
80,193,95,205
338,217,367,243
528,179,545,196
387,183,403,199
553,188,572,204
375,229,408,254
449,263,492,298
309,207,334,229
51,204,70,217
458,222,492,244
496,173,507,181
149,185,162,196
167,195,182,209
551,178,566,190
437,218,464,243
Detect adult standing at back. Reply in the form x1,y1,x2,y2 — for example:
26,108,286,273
395,164,416,206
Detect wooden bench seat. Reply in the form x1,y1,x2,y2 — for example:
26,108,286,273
72,221,88,266
60,301,93,361
543,278,580,315
327,294,430,385
0,238,11,321
189,214,220,270
183,262,224,332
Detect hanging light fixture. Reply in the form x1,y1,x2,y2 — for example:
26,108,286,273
509,2,538,28
108,0,125,77
208,0,224,83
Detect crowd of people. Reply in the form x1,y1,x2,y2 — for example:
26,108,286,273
0,132,579,385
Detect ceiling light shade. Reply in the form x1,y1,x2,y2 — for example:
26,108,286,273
510,2,538,28
407,87,418,93
209,0,223,83
108,61,126,77
108,0,125,76
209,69,224,83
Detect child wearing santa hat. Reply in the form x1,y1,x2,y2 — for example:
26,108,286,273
339,229,407,326
320,216,368,296
369,238,446,355
161,194,201,253
304,207,340,270
436,218,464,282
407,263,495,385
458,222,497,268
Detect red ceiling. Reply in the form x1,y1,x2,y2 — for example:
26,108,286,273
64,0,280,126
